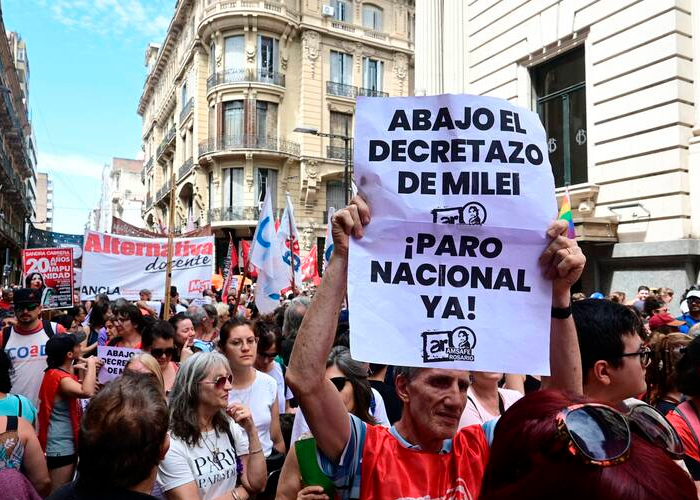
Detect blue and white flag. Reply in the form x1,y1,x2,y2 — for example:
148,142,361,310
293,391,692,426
277,192,302,287
250,193,288,313
323,207,335,271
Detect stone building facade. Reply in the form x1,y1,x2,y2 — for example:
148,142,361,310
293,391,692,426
414,0,700,305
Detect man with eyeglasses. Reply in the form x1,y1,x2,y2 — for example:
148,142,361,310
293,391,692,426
1,288,66,407
573,298,650,409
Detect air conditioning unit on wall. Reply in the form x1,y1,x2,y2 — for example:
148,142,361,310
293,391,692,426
322,4,335,17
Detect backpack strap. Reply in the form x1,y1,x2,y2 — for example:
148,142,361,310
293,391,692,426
42,320,55,339
5,415,17,432
14,395,21,418
674,400,700,449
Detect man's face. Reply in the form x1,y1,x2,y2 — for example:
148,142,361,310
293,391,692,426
15,303,42,326
140,291,151,301
687,297,700,315
637,289,649,300
606,333,648,404
402,369,468,440
2,290,12,301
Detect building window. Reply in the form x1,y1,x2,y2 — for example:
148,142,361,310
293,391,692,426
258,35,279,81
208,105,216,138
330,50,353,85
256,101,278,139
223,101,244,138
224,35,245,77
181,81,188,105
326,181,345,214
362,4,383,31
362,58,383,92
223,167,244,208
329,111,351,159
333,0,351,22
532,46,587,187
255,168,278,210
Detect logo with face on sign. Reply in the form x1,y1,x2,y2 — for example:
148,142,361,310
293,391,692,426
421,326,477,363
430,202,487,226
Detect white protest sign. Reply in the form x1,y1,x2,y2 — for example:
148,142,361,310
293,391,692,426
80,231,215,300
348,94,557,374
97,346,141,383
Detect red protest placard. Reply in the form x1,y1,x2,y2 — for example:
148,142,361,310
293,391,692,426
22,247,74,310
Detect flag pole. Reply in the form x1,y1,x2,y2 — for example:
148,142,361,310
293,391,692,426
234,253,249,313
163,169,177,320
287,194,296,293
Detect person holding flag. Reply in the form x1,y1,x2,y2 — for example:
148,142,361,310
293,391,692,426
250,193,289,314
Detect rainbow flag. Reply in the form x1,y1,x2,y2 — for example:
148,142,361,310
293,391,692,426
558,189,576,239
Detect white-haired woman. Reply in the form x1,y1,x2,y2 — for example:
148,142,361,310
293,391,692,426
158,352,266,500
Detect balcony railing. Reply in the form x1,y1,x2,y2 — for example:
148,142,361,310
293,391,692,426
326,81,389,98
327,81,357,98
199,134,300,157
156,179,172,201
156,126,177,160
207,68,286,91
0,217,22,244
358,87,389,97
145,157,154,170
327,145,353,161
178,157,194,179
203,0,300,24
179,97,194,123
207,206,260,224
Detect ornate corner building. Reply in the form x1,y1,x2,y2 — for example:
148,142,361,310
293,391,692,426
138,0,414,262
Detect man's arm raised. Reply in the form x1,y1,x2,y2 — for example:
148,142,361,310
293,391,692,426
539,219,585,394
286,198,369,463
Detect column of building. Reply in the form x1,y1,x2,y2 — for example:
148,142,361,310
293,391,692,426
414,0,443,95
689,2,700,238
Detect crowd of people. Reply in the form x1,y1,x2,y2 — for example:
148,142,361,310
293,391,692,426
0,196,699,499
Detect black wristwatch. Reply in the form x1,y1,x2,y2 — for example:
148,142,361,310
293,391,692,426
551,304,572,319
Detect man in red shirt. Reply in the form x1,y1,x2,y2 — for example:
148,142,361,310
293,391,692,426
286,197,585,500
2,288,66,407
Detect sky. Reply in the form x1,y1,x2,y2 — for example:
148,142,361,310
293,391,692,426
3,0,175,234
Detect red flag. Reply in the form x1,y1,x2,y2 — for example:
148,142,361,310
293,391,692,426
239,240,258,279
221,235,239,301
301,245,319,283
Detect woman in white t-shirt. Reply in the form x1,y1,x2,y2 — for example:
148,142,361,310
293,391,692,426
458,371,523,428
158,352,266,500
220,318,285,500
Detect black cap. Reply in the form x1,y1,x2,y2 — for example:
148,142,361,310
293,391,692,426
45,332,87,367
13,288,41,305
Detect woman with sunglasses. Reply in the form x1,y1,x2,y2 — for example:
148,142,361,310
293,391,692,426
158,351,266,500
219,318,285,500
142,320,179,395
480,390,695,500
253,316,290,414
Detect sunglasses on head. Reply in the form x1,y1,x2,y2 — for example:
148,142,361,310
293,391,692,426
151,347,175,358
16,303,39,312
556,402,684,466
200,374,233,390
330,376,348,392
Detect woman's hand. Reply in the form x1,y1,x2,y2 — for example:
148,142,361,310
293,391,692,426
297,485,329,500
227,403,255,433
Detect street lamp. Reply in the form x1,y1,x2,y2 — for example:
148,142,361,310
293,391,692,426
294,123,352,205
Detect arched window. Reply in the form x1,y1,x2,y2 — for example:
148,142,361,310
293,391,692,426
362,4,383,31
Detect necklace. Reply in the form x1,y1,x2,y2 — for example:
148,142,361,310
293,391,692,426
201,431,221,466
